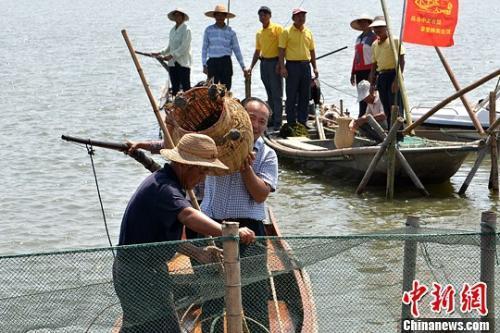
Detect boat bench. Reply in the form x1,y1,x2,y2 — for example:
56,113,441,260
276,137,327,151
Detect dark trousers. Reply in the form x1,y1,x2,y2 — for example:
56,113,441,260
168,62,191,96
354,69,371,117
200,218,270,333
285,61,311,125
260,58,283,129
376,70,404,129
113,251,181,333
207,56,233,91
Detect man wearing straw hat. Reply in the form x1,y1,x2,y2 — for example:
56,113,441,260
278,7,319,128
350,14,377,118
248,6,284,131
114,133,255,333
152,8,192,96
202,4,248,91
368,15,406,129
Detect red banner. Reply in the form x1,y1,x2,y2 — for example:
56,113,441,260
402,0,459,47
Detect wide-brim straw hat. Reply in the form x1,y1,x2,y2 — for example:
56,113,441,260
160,133,228,170
350,14,373,31
369,15,387,28
205,4,236,19
167,8,189,22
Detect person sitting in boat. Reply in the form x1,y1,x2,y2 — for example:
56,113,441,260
349,80,387,141
113,133,255,333
151,8,192,96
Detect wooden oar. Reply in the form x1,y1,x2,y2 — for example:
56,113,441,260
134,50,170,72
315,46,348,61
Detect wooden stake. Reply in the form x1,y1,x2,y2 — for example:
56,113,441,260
222,222,243,333
488,91,498,192
367,116,429,196
404,69,500,135
121,29,201,210
386,106,399,200
480,211,496,331
401,216,420,326
245,75,251,99
355,117,403,195
434,47,485,135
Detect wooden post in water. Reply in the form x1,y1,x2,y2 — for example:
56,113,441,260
434,47,485,135
480,211,496,331
488,92,498,192
222,222,243,333
355,117,402,195
401,216,420,329
386,106,399,199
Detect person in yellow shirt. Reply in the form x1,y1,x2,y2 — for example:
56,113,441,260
278,8,318,127
368,15,405,129
249,6,284,131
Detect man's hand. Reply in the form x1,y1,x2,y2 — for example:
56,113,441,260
203,66,208,75
350,74,355,86
349,119,358,133
238,227,256,244
240,152,256,173
391,80,399,93
126,140,140,154
243,67,251,78
313,68,319,79
280,66,288,78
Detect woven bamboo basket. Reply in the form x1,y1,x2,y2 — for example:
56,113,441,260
334,116,355,149
165,86,253,176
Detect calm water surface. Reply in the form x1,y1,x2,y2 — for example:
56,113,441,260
0,0,499,255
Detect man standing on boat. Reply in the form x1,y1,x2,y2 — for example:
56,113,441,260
350,14,376,118
152,8,192,96
278,7,319,128
368,16,405,129
202,4,248,91
248,6,284,131
113,133,255,333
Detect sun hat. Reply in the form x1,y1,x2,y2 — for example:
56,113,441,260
167,8,189,22
160,133,229,170
350,14,373,31
292,8,307,16
357,80,371,102
258,6,272,15
369,15,387,28
205,4,236,19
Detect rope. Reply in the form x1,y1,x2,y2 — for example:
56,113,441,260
319,79,357,98
85,144,115,258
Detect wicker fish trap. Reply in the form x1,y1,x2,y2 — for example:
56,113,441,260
165,85,253,175
334,116,355,149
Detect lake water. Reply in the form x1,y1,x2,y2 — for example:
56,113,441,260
0,0,499,255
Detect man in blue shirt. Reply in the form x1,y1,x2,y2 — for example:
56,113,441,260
114,133,255,333
202,4,248,91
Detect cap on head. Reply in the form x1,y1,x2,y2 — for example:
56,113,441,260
292,7,307,16
369,15,387,28
160,133,228,170
258,6,272,15
357,80,371,102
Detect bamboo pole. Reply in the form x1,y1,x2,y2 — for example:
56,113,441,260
404,69,500,135
401,216,420,327
121,29,201,210
244,75,251,99
355,117,403,194
386,106,399,199
314,104,326,140
367,116,429,196
222,222,243,333
488,91,498,192
480,211,496,331
434,47,485,135
380,0,412,128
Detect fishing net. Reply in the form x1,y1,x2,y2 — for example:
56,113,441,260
1,226,499,332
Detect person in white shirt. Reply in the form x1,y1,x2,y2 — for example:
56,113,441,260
153,8,192,95
350,80,387,141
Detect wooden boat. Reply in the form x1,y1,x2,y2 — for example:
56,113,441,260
112,207,317,333
263,129,478,185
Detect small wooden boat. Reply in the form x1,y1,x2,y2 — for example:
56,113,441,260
112,207,317,333
264,129,478,185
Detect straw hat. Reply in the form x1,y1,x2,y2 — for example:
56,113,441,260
350,14,373,31
205,4,236,19
369,15,387,28
167,8,189,22
357,80,371,102
160,133,228,170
